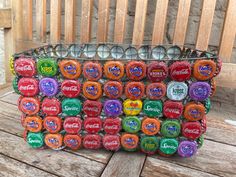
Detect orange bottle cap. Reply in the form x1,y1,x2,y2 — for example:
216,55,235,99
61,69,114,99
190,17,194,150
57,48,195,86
82,81,102,100
25,116,43,132
126,61,147,81
193,60,216,80
104,61,124,80
125,82,145,100
120,133,139,151
59,60,82,79
19,97,40,115
64,134,82,150
141,117,161,135
43,116,62,133
83,62,103,81
44,133,63,149
184,102,205,121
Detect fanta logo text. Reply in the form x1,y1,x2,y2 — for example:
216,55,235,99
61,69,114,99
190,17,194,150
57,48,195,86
107,86,119,96
66,139,78,147
125,138,135,146
145,123,156,132
199,65,212,76
86,86,98,96
108,66,120,76
46,120,57,130
126,121,138,129
149,88,163,96
23,102,36,111
48,138,59,145
86,67,99,78
130,66,142,76
129,87,141,96
64,64,76,75
27,121,39,128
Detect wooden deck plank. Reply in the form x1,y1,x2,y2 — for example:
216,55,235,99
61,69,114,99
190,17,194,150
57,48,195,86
141,157,217,177
150,140,236,177
0,154,57,177
101,151,146,177
0,131,105,177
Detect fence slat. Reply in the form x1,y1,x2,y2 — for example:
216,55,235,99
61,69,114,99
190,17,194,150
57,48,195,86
65,0,76,43
80,0,93,43
196,0,216,50
152,0,168,45
36,0,46,42
173,0,191,45
22,0,32,40
97,0,110,43
50,0,62,43
219,0,236,62
114,0,128,43
132,0,148,45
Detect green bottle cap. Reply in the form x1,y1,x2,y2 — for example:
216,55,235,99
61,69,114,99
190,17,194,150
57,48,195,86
122,116,141,133
12,77,20,94
161,120,181,138
143,100,163,117
37,58,58,77
140,136,159,154
27,132,44,148
204,98,211,114
197,135,204,148
159,138,179,155
62,98,82,116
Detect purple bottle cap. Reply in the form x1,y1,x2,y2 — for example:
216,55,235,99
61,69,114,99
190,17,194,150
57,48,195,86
178,140,197,158
39,78,59,97
104,100,122,117
189,82,210,101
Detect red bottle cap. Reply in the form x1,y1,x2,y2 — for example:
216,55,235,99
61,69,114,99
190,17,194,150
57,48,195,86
146,82,166,100
126,61,147,81
18,95,24,112
63,117,82,134
103,118,121,135
200,115,207,133
18,78,39,96
41,98,61,116
125,82,145,100
83,100,102,117
163,100,183,119
147,61,168,82
61,80,81,98
169,61,191,81
64,134,82,150
104,81,123,99
83,134,102,150
83,62,103,81
14,57,36,77
103,134,121,151
84,117,102,134
19,97,40,115
43,116,62,133
182,121,202,140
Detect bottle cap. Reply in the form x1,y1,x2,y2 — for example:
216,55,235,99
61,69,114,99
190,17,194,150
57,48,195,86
83,100,102,117
141,117,161,135
42,97,61,116
64,134,82,150
161,120,181,138
84,117,102,134
121,133,139,151
200,115,207,133
61,80,81,98
143,100,163,117
44,133,63,150
83,134,102,150
182,121,202,140
14,57,36,77
39,78,59,97
103,118,121,135
147,61,168,82
62,98,82,116
18,95,23,111
19,97,40,115
104,61,124,80
18,78,39,96
37,58,58,77
27,132,44,148
104,81,123,99
196,135,204,148
59,60,82,79
63,117,82,134
167,81,188,101
159,138,179,155
193,60,216,80
43,116,62,133
104,100,122,117
25,116,43,132
122,116,141,133
140,136,159,154
83,62,102,81
123,99,142,116
103,134,121,151
146,82,166,100
189,82,211,101
126,61,147,81
184,102,205,121
210,78,216,97
163,100,183,119
21,114,26,127
82,81,102,100
169,61,191,81
125,82,145,100
12,77,20,94
177,140,197,158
